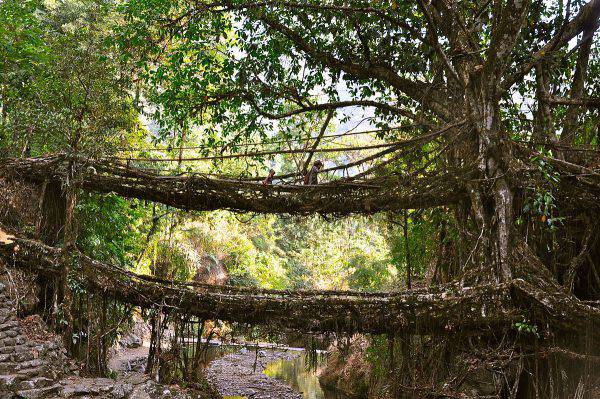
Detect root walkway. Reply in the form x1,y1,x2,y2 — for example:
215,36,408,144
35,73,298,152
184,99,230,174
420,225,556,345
0,155,467,215
1,230,598,337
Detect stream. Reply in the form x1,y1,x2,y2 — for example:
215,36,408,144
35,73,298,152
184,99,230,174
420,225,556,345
111,343,350,399
263,354,349,399
202,344,350,399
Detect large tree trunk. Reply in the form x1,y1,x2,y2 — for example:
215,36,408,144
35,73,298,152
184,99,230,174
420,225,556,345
35,174,76,345
37,180,67,246
465,76,514,283
35,180,67,323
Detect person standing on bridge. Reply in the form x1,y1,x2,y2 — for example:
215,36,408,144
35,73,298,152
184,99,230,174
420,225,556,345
262,169,276,185
304,160,323,185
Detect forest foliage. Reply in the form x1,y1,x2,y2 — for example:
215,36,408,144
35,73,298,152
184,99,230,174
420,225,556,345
0,0,441,293
1,1,599,396
2,0,598,293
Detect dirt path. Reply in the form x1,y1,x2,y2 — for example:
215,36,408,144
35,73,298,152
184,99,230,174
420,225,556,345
207,349,303,399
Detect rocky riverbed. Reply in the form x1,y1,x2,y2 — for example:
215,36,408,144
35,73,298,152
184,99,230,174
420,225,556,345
0,278,214,399
0,273,314,399
206,349,303,399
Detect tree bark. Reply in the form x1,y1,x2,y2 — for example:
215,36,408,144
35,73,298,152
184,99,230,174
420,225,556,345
37,180,67,246
465,75,514,282
35,180,67,323
533,63,558,148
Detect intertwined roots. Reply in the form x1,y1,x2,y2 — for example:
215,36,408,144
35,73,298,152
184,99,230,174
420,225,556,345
1,230,598,338
2,146,599,217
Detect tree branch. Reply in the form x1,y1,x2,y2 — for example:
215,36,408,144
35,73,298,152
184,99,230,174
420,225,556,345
246,98,433,128
259,14,451,119
196,1,428,43
302,109,333,175
560,16,598,148
501,0,600,92
415,0,462,86
484,0,531,81
545,95,600,108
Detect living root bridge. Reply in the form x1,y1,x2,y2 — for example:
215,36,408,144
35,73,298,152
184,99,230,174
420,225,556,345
0,155,467,215
1,230,599,337
1,231,519,335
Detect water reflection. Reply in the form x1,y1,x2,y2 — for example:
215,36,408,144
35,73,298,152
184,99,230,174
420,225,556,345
263,354,349,399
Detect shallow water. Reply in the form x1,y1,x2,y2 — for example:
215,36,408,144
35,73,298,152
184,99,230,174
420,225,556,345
263,354,349,399
185,343,349,398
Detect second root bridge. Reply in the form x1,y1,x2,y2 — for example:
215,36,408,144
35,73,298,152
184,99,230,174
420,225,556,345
1,230,598,337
